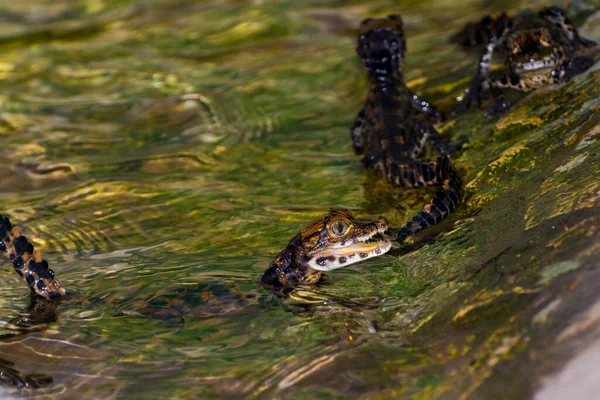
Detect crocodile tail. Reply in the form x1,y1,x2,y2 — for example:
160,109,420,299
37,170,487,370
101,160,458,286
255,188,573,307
0,215,66,300
396,157,463,241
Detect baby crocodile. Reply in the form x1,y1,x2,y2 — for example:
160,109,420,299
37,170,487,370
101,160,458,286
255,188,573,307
352,15,466,241
451,6,597,112
0,215,65,300
261,208,391,288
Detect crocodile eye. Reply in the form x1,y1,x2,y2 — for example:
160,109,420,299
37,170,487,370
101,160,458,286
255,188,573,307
330,221,350,236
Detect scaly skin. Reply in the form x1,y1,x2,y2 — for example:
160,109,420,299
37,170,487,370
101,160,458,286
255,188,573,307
352,15,466,241
261,209,391,289
0,215,65,300
452,6,597,113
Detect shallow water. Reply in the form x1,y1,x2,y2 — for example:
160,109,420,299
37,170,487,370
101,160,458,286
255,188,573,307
0,0,599,398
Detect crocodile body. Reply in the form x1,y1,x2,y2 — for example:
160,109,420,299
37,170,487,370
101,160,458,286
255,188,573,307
352,15,466,241
0,215,65,300
451,6,596,112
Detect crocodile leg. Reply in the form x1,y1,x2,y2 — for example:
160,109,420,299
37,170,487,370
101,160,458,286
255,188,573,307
351,89,380,156
462,37,500,109
486,85,511,114
0,215,66,300
426,124,468,156
390,157,463,241
350,106,367,155
408,90,442,122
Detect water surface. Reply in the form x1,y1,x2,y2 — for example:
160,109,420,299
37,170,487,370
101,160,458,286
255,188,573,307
0,0,599,398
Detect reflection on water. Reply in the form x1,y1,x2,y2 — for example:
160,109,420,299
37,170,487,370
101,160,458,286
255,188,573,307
0,297,57,389
0,0,599,398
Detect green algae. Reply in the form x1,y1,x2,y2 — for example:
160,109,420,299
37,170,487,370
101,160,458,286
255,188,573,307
0,0,598,398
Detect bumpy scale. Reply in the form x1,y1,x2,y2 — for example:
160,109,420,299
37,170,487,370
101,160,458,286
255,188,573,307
351,15,466,241
0,215,65,300
451,6,597,113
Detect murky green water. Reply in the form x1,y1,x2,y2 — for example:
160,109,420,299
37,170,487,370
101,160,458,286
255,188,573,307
0,0,599,398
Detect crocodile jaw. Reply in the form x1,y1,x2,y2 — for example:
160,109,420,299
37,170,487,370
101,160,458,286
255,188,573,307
307,234,392,272
514,56,559,74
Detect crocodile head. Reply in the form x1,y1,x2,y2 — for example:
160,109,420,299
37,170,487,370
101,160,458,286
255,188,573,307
357,14,406,82
505,28,565,76
260,209,391,289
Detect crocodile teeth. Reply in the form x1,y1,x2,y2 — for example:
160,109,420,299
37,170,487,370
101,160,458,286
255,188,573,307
308,232,392,272
516,57,558,74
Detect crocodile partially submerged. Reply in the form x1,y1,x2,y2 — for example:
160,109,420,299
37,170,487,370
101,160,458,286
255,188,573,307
451,6,597,113
261,208,391,288
352,15,466,242
0,215,65,300
0,219,62,387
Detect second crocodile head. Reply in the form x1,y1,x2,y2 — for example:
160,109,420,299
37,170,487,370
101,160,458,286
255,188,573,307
357,14,407,85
